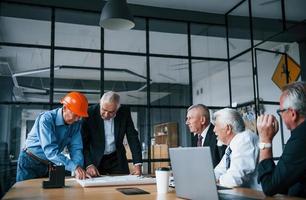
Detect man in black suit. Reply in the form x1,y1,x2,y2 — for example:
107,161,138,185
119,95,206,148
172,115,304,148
186,104,226,167
81,91,142,176
257,81,306,197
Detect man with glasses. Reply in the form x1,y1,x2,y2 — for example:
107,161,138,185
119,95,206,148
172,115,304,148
257,81,306,197
16,92,90,181
81,91,142,176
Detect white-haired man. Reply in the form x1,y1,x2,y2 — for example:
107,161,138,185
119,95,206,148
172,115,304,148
213,108,261,190
257,81,306,197
81,91,142,176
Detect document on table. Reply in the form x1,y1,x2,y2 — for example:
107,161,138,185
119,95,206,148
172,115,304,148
76,175,156,187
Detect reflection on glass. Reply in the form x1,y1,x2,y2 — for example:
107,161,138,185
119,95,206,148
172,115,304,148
191,24,227,58
55,9,100,49
0,104,49,195
55,50,100,68
255,41,300,102
192,60,229,106
105,18,146,53
230,52,254,104
255,46,283,102
251,0,283,45
227,1,251,58
0,104,49,159
149,19,188,56
105,54,147,105
150,57,190,106
0,3,51,45
55,23,100,49
285,0,306,27
0,46,51,102
54,50,101,103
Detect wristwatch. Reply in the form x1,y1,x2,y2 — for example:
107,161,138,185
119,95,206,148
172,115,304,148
258,142,272,150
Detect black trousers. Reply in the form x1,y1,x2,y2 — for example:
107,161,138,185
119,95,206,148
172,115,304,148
97,151,129,175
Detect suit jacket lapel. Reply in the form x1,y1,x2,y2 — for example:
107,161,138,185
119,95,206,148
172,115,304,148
191,134,197,147
203,124,214,146
96,105,105,149
114,114,120,144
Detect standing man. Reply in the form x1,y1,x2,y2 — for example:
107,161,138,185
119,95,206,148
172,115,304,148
16,92,90,181
214,108,260,189
257,81,306,197
81,91,142,177
186,104,226,167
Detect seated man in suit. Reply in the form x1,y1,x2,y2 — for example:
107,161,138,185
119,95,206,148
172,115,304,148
213,108,261,190
81,91,142,177
257,81,306,197
186,104,226,167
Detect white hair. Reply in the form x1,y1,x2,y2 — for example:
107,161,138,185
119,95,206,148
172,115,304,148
282,81,306,117
100,91,121,109
213,108,245,134
187,104,210,122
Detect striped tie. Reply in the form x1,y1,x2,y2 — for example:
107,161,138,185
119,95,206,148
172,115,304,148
197,134,203,147
225,147,232,170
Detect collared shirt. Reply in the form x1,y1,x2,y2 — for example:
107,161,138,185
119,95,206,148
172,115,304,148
103,118,116,155
25,108,84,172
214,129,261,190
194,124,211,146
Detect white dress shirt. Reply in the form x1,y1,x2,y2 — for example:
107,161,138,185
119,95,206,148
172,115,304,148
214,129,261,190
103,118,116,155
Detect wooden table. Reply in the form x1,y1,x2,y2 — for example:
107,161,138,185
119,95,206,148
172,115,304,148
2,178,305,200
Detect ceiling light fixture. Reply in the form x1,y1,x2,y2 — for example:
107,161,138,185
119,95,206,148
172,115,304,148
99,0,135,30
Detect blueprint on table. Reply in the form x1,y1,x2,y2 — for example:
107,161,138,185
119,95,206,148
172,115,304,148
76,175,156,187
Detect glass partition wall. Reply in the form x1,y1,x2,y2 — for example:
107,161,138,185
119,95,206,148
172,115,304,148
0,0,305,196
226,0,304,159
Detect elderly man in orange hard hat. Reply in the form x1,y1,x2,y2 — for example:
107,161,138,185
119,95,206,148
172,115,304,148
16,92,91,181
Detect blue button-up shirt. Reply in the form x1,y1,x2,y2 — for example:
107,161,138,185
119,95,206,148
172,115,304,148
25,107,84,172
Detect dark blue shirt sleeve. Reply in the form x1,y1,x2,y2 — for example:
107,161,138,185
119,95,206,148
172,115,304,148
258,132,306,196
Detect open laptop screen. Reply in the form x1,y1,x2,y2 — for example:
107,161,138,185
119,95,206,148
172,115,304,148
169,147,258,200
169,147,219,199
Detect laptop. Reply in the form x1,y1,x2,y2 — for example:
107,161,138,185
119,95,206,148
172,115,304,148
169,147,258,200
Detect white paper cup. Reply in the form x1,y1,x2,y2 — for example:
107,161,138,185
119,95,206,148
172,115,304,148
155,167,170,194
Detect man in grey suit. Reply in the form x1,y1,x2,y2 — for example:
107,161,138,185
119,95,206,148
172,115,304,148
186,104,226,167
81,91,142,176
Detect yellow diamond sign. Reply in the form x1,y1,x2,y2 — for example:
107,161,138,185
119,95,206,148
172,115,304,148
272,55,301,89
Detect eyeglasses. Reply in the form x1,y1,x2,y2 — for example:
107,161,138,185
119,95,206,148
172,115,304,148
276,108,288,115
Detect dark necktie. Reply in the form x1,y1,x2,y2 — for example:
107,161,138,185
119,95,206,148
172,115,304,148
225,147,232,170
197,134,203,147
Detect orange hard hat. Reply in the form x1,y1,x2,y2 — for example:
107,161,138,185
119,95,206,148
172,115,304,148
60,92,89,117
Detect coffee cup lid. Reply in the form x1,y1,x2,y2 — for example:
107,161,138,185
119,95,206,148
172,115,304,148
156,167,170,171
